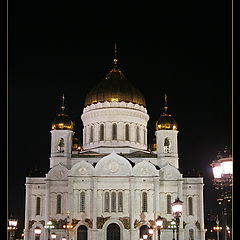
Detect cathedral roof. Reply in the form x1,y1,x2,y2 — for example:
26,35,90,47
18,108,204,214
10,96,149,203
84,54,146,107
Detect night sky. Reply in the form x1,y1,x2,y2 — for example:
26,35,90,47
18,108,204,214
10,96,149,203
8,1,232,236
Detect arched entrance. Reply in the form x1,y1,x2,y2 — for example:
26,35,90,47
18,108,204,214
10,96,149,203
140,225,149,238
77,225,88,240
107,223,120,240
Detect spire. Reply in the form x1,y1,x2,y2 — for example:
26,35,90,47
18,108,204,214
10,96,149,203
113,42,118,66
164,93,168,113
61,93,65,112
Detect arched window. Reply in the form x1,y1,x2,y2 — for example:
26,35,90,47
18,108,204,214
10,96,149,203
136,126,140,143
118,192,123,212
142,192,148,212
36,197,41,215
104,192,110,212
164,138,170,153
112,123,117,140
140,225,149,238
57,138,64,153
56,194,62,214
189,229,194,240
90,126,93,143
107,223,120,240
80,192,85,212
125,124,130,141
188,197,193,215
111,192,116,212
77,225,88,240
99,124,104,141
167,194,171,214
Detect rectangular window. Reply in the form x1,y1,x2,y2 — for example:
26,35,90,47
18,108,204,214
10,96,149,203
104,192,110,212
188,197,193,215
112,124,117,140
118,192,123,212
125,124,129,141
100,124,104,141
80,192,85,212
142,192,147,212
167,195,171,214
90,126,93,143
111,192,116,212
36,197,41,215
57,195,61,214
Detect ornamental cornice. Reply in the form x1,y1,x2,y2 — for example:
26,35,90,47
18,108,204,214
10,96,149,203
83,101,147,114
81,107,149,123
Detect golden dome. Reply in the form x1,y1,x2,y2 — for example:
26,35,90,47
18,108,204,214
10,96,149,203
51,94,74,130
84,57,146,107
156,94,178,131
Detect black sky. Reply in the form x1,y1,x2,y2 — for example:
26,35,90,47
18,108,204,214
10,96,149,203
8,1,232,236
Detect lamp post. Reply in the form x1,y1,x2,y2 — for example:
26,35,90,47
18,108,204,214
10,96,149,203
8,218,18,240
155,216,163,240
63,214,73,240
168,220,176,240
215,215,220,240
44,220,54,240
171,197,183,240
34,227,41,240
211,148,232,240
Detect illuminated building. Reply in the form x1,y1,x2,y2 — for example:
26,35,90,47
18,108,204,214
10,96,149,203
24,51,205,240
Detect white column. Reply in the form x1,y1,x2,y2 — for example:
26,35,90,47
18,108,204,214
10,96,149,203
91,177,98,240
44,180,50,222
129,177,135,239
118,122,124,141
199,182,205,240
105,122,111,141
153,177,160,218
24,182,30,240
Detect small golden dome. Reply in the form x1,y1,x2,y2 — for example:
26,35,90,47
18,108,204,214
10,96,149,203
155,94,178,131
156,114,178,130
51,94,74,130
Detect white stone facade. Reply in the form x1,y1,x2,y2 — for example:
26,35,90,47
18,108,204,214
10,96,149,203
24,101,205,240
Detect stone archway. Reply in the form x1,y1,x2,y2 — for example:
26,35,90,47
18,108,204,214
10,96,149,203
77,225,88,240
107,223,120,240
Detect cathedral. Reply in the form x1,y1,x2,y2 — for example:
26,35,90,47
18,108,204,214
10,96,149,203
24,53,205,240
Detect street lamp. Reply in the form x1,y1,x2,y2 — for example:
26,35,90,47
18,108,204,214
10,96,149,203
155,216,164,240
44,220,54,240
34,227,41,240
168,220,176,240
8,218,18,240
211,148,232,240
171,197,183,240
63,214,73,240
